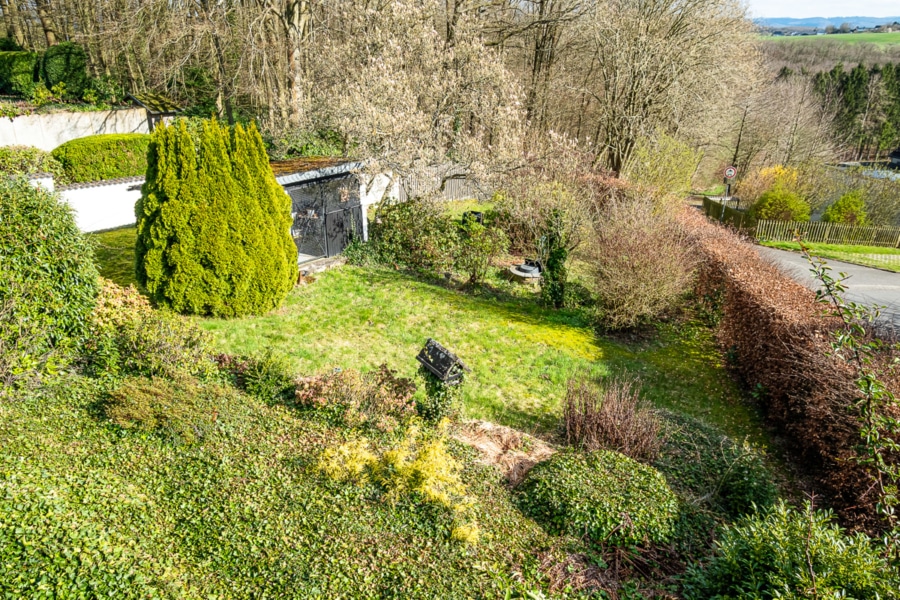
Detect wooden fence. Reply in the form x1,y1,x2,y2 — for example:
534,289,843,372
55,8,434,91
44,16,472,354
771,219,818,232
702,197,757,229
755,220,900,248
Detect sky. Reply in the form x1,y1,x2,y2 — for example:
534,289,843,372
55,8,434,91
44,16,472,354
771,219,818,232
747,0,900,19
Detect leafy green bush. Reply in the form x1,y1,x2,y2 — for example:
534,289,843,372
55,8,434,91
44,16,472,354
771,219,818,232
654,411,776,519
518,449,678,546
0,51,38,96
0,144,66,180
455,216,508,285
103,375,232,444
136,119,297,317
371,198,459,275
823,189,868,226
82,279,214,379
749,187,811,222
51,133,150,183
682,501,900,599
0,38,22,51
540,209,569,309
39,41,89,98
0,178,98,386
216,350,296,403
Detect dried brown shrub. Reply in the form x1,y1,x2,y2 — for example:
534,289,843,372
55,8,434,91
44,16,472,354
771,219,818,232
563,375,662,462
681,207,900,530
585,196,697,330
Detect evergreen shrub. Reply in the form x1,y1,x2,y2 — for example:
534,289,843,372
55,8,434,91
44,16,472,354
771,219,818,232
371,198,459,275
682,501,900,599
0,178,98,385
518,449,678,546
135,119,297,317
823,189,868,225
51,133,150,183
39,41,89,97
0,51,37,96
0,145,65,180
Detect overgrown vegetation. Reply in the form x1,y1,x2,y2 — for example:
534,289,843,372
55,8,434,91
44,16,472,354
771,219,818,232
0,144,66,181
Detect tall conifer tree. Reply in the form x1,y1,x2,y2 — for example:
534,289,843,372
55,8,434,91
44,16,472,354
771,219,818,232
136,119,297,317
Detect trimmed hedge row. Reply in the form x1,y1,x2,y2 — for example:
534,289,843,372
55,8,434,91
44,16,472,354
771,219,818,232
51,134,150,183
683,208,899,530
0,42,91,99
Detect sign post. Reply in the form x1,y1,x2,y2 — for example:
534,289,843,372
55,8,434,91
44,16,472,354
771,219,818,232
720,166,737,222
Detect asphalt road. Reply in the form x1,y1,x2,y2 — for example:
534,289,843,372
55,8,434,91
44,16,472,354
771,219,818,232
757,247,900,336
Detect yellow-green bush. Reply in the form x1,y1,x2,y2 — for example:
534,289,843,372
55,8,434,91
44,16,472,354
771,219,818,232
823,189,868,225
749,187,811,222
51,133,150,183
135,119,297,317
0,145,66,180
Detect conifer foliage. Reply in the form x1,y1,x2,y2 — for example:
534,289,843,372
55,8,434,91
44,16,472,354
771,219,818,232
135,119,297,317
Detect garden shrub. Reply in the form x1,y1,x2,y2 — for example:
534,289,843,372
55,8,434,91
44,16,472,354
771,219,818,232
371,197,458,275
823,189,868,226
563,375,662,462
295,364,417,432
103,375,231,444
0,178,98,386
0,38,22,51
749,187,811,222
0,51,38,96
623,133,702,211
518,449,678,547
82,279,214,379
653,410,776,519
39,41,89,98
540,208,568,309
317,424,479,542
51,133,151,183
587,196,696,330
217,350,295,403
682,501,900,599
455,215,508,286
0,144,65,180
135,118,297,317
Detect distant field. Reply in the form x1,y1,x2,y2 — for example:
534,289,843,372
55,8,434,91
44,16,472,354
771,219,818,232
765,32,900,47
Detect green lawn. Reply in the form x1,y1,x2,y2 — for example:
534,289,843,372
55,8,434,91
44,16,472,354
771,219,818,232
91,225,767,441
761,240,900,272
766,32,900,46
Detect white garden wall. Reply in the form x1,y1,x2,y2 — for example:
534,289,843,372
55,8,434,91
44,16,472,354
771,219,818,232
0,108,149,151
59,177,143,232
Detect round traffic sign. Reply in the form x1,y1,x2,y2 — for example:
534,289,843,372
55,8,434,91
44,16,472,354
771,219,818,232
724,166,737,179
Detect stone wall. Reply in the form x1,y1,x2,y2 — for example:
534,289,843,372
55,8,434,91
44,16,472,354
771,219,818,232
0,108,149,151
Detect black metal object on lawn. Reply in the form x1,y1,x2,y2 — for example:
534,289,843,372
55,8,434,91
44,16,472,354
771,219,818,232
462,211,484,224
416,338,470,385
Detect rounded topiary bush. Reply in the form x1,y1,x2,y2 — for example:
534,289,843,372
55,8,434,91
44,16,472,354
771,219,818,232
518,449,678,546
682,501,900,599
749,187,810,222
0,177,98,383
136,119,297,317
51,134,150,183
39,41,89,97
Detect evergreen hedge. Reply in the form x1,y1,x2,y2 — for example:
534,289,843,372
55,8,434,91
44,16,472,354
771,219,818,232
135,119,297,317
39,41,88,97
0,51,38,96
51,134,150,183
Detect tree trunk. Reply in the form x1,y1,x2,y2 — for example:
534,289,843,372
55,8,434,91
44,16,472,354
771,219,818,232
36,0,58,47
3,0,25,48
285,0,311,127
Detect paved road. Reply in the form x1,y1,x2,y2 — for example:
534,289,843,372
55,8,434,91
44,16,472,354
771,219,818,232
757,247,900,336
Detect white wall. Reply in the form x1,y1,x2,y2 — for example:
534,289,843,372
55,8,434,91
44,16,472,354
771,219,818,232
60,179,143,232
0,108,149,151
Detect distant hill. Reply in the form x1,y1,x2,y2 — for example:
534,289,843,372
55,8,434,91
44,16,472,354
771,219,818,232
756,17,900,29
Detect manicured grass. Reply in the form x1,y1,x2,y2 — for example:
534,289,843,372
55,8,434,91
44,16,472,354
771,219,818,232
89,225,138,287
761,240,900,272
766,32,900,47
